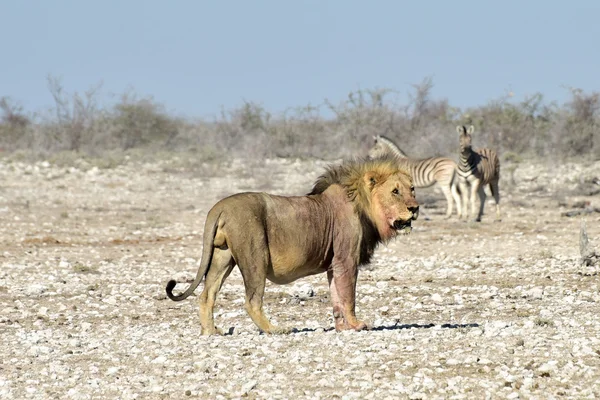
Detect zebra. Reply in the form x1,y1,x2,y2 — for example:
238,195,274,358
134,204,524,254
455,125,501,222
368,135,461,219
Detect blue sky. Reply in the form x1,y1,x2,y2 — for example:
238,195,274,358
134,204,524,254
1,1,599,119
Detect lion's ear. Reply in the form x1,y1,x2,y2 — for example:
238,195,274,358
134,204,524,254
364,172,378,190
467,125,475,134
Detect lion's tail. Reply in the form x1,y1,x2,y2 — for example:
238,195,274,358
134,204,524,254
165,210,222,301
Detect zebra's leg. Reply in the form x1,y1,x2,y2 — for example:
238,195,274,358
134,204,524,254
451,180,461,219
440,182,454,219
458,180,469,221
490,179,501,222
469,180,480,222
475,184,486,222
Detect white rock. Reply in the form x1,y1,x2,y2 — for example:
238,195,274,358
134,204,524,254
376,281,388,289
25,284,47,296
80,322,92,332
538,360,558,373
102,297,117,305
291,284,315,299
241,379,258,394
525,287,544,299
107,367,120,375
431,293,443,304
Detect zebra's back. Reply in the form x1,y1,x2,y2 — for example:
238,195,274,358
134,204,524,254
457,148,499,183
475,148,500,183
397,157,457,188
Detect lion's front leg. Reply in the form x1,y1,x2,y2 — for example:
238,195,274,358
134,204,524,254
327,269,347,331
327,266,367,332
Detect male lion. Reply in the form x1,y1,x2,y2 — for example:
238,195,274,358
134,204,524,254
165,156,419,335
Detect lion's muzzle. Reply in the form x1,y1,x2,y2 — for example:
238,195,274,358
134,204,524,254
392,205,418,234
393,219,412,230
392,219,412,234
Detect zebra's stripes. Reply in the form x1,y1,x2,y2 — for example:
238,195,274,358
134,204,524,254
456,125,501,222
368,135,461,219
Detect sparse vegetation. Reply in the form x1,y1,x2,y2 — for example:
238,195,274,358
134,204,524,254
1,76,598,161
72,262,99,274
534,317,555,327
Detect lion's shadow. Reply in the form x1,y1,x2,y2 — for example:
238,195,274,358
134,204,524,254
369,322,480,331
225,322,480,335
291,322,479,334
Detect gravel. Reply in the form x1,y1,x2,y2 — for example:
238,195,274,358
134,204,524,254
1,156,600,399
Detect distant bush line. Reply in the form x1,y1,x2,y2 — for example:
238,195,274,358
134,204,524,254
1,76,598,162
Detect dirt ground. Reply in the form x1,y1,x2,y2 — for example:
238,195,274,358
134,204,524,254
1,156,600,399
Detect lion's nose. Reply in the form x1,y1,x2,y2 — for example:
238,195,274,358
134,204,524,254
408,205,419,219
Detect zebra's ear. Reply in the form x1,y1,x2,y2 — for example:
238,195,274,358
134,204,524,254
467,125,475,134
456,126,465,134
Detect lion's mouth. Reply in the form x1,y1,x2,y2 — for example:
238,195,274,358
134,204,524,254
391,219,412,234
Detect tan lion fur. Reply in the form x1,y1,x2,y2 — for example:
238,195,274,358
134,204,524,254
310,155,411,200
166,156,419,335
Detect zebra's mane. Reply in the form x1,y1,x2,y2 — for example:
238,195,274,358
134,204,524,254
374,135,410,159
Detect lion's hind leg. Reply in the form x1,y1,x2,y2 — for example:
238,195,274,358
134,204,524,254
198,248,235,335
237,251,287,335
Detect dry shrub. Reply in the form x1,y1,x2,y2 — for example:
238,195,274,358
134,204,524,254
1,76,598,162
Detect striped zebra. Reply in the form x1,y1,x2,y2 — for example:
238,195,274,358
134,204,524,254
455,125,501,222
368,135,461,219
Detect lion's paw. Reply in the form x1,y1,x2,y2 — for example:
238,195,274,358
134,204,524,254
201,326,224,336
353,321,368,331
335,320,369,332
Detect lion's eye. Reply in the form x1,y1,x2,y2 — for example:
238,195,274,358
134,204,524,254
392,188,399,195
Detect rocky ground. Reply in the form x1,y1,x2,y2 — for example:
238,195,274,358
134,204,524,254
1,155,600,399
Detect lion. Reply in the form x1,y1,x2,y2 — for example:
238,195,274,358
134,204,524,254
165,156,419,335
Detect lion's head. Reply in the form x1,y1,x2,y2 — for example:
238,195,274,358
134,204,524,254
310,155,419,241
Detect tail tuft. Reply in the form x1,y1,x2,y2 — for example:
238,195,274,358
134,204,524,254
165,280,179,301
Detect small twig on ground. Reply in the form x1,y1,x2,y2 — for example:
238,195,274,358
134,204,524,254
562,208,600,218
